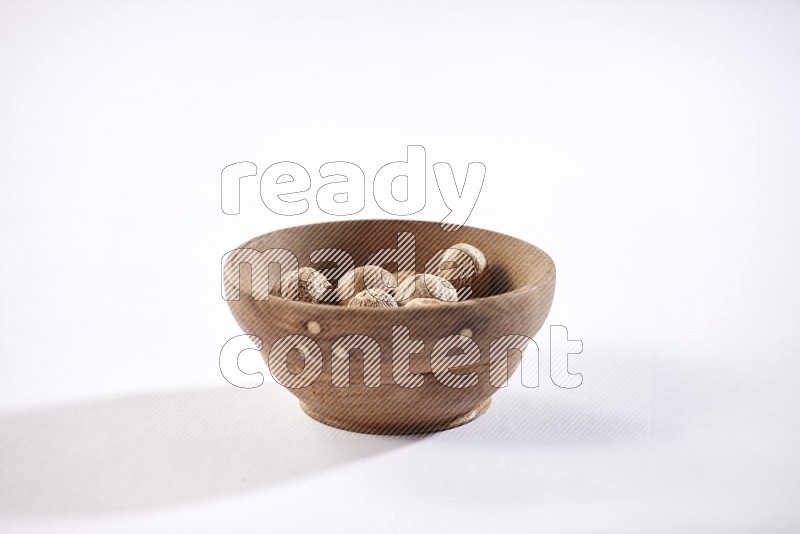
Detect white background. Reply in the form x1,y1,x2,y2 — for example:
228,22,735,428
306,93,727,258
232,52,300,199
2,0,800,532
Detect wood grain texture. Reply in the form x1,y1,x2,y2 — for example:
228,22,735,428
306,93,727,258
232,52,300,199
225,220,556,434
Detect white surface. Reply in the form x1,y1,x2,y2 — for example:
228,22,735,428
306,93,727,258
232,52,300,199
2,0,800,532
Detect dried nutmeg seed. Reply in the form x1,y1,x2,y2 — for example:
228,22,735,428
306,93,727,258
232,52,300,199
430,243,488,299
347,288,398,308
395,273,458,304
397,270,417,286
270,266,332,303
403,297,444,308
337,265,397,305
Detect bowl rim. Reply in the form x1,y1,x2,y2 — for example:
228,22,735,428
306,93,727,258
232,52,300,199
228,219,556,314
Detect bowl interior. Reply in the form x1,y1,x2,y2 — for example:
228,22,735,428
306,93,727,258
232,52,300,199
230,219,554,301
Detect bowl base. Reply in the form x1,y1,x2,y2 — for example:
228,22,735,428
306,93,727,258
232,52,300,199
299,398,492,435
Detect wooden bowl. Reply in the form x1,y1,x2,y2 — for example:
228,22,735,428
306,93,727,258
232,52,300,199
225,220,556,434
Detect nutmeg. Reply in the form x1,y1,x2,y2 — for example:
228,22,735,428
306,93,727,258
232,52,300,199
397,269,417,286
429,243,487,299
346,288,398,308
270,266,331,303
395,273,458,304
336,265,397,305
